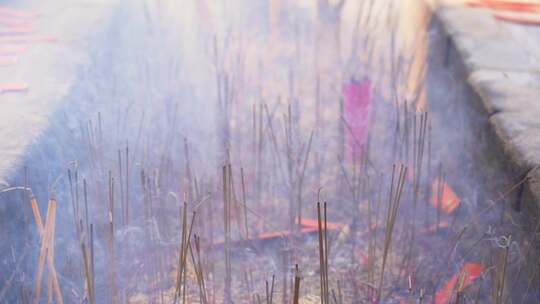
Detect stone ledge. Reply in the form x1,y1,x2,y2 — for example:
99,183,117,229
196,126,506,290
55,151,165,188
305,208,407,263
434,4,540,214
526,167,540,216
0,0,118,185
437,7,540,73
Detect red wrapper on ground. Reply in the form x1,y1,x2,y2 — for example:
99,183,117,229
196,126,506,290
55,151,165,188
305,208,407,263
0,6,40,19
435,263,484,304
430,179,460,214
467,0,540,12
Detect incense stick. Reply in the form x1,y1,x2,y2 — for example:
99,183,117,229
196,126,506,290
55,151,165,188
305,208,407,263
377,164,407,301
293,265,301,304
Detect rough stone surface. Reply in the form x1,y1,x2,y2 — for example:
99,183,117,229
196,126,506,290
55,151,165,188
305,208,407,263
469,69,540,115
526,166,540,214
490,111,540,173
435,3,540,213
0,0,118,185
437,7,540,72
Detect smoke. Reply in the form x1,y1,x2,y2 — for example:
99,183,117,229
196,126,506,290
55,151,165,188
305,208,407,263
0,0,537,303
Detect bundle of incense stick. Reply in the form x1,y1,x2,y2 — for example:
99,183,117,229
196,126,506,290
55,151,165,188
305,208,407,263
411,112,428,209
80,226,95,304
189,235,208,304
264,275,275,304
317,201,329,304
174,202,196,304
400,112,429,283
377,164,407,301
31,198,63,304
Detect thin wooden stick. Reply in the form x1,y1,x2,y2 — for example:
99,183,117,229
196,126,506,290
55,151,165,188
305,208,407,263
293,265,301,304
174,202,188,304
83,179,89,239
30,197,43,232
223,165,232,303
189,235,208,304
495,235,511,304
265,275,274,304
125,145,130,226
108,173,117,304
75,171,80,230
46,202,57,304
34,202,50,304
90,223,95,303
118,150,125,226
174,202,197,304
324,202,329,304
240,168,249,239
68,170,81,241
31,198,63,303
81,240,95,304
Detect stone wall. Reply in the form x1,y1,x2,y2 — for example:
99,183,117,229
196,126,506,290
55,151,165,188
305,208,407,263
434,5,540,226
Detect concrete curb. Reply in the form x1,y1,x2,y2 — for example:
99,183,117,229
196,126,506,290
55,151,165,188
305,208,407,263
434,5,540,217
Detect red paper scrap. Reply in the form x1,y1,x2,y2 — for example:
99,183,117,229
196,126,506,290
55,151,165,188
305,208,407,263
435,263,484,304
430,179,460,214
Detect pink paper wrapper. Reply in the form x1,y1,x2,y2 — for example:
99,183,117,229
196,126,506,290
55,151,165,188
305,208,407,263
343,79,373,162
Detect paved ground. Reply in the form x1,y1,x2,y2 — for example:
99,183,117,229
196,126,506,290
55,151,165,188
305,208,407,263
0,0,118,185
433,1,540,217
